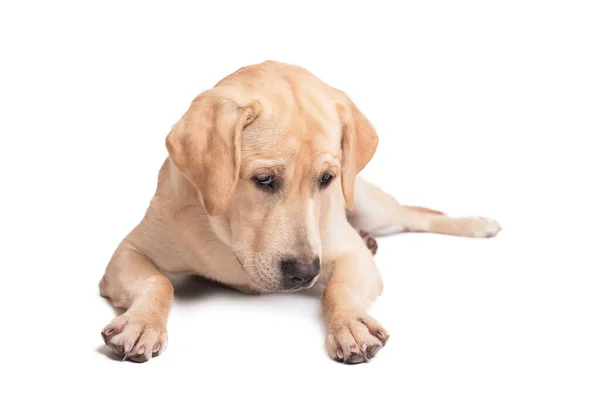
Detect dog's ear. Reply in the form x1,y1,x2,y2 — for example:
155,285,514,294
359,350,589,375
338,96,379,209
166,88,260,216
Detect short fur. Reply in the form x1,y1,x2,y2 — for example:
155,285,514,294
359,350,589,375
99,61,501,363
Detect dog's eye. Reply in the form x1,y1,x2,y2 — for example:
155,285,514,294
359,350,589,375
253,175,275,189
320,173,333,188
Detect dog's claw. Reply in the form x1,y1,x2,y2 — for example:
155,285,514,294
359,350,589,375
327,313,388,364
361,351,370,363
360,343,370,362
121,339,135,361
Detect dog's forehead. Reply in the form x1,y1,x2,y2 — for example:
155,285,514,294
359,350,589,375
240,85,342,168
241,114,341,171
222,61,345,175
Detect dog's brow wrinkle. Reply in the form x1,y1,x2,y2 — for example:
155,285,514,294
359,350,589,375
249,159,288,170
313,153,340,172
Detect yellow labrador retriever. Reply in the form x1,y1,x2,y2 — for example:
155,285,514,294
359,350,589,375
99,61,501,363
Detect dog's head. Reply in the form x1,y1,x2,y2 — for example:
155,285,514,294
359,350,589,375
166,61,378,292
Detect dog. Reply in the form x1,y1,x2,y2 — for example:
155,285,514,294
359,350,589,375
99,61,501,363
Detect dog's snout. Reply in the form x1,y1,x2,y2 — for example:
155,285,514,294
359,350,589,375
281,257,320,289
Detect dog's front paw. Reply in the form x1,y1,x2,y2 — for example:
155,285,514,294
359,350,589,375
101,313,167,363
326,313,389,364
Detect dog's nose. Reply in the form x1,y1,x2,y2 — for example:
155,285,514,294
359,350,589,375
281,257,320,289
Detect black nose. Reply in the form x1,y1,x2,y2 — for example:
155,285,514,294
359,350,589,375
281,257,321,289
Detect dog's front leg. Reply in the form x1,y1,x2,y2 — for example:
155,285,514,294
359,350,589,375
321,228,389,364
99,243,173,362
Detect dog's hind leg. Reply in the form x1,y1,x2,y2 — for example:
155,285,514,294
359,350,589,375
347,176,501,238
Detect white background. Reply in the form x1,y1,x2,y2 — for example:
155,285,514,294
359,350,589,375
1,1,598,399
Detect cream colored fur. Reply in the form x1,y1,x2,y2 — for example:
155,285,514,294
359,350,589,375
99,61,501,363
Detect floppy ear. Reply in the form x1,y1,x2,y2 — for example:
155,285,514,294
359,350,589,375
338,97,379,209
166,89,260,216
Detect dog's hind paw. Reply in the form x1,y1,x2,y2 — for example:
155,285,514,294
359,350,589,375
358,230,378,255
465,217,502,238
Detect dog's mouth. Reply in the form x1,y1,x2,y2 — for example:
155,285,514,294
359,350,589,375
235,255,244,267
234,254,318,292
289,275,319,291
234,254,279,292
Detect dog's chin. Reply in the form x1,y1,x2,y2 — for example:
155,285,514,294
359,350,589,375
256,279,317,293
249,280,285,294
